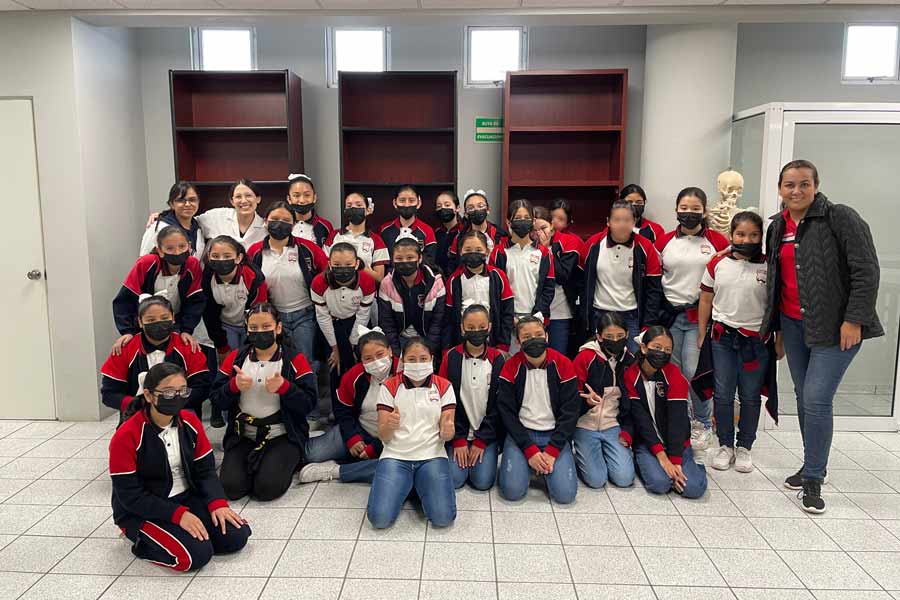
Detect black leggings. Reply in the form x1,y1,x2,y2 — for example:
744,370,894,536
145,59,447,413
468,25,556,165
219,436,302,501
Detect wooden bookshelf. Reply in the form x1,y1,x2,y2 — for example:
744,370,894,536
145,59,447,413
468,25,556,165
339,71,457,229
502,69,628,239
169,70,303,212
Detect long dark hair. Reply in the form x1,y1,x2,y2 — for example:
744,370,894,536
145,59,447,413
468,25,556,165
167,181,197,207
245,303,289,350
122,363,186,421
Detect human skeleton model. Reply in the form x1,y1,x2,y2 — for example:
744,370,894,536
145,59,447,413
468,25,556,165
709,170,757,239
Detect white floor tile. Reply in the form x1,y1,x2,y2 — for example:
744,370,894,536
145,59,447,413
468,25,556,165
555,512,629,546
259,578,341,600
243,483,315,509
346,540,423,580
550,485,614,513
778,550,880,590
0,457,65,479
620,514,698,547
19,573,114,600
452,487,491,511
52,423,116,441
726,489,803,517
179,575,267,600
358,509,427,542
63,480,112,507
749,517,840,551
847,551,900,590
813,591,895,600
872,471,900,493
306,482,369,509
710,467,781,491
789,491,871,519
51,538,134,576
498,582,575,599
847,492,900,519
40,458,107,480
0,438,44,457
492,511,559,544
684,515,769,549
420,579,497,600
488,487,552,513
0,535,82,572
0,572,42,599
672,489,743,517
98,575,190,599
654,587,736,600
863,432,900,452
234,507,301,540
339,578,419,600
732,591,814,600
494,544,571,583
832,433,884,452
271,539,355,578
27,505,112,538
636,546,724,586
9,422,75,439
421,542,494,581
0,504,54,534
816,518,900,551
23,439,92,459
827,469,897,493
577,584,656,600
6,479,90,506
426,510,492,543
709,547,802,588
565,545,646,585
605,485,678,515
292,508,363,540
843,451,900,471
193,538,286,578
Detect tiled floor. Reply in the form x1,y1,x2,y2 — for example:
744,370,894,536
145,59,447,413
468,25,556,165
1,417,900,600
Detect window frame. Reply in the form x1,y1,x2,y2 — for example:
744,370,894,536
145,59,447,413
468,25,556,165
841,22,900,85
190,26,257,72
326,26,391,89
464,25,528,88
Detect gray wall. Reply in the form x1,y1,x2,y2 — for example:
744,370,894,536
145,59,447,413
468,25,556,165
734,23,900,112
138,24,646,226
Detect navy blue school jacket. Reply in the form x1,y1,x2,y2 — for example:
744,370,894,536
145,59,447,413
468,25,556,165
333,357,402,458
623,360,691,464
439,344,505,449
443,264,514,352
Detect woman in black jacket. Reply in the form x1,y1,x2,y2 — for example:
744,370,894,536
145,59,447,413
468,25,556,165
760,159,882,514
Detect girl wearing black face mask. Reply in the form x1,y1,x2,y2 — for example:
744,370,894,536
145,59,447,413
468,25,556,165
286,173,334,247
497,316,580,504
654,188,730,454
380,184,438,263
110,363,250,573
324,192,389,284
697,212,774,475
102,296,211,423
447,190,511,272
443,230,514,352
433,190,463,274
619,184,665,243
311,242,376,411
246,202,328,385
572,312,636,490
624,326,708,498
211,304,318,501
438,304,506,490
113,226,206,358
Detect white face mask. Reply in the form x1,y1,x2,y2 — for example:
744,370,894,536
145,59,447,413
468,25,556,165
363,356,392,381
403,361,433,382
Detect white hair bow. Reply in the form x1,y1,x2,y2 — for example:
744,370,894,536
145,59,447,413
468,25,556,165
288,173,312,183
463,189,487,203
461,298,488,312
138,292,169,303
357,324,384,338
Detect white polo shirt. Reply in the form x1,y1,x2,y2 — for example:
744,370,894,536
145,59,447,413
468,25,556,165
196,208,268,250
154,273,182,314
377,376,455,461
358,379,382,438
519,368,555,431
460,272,491,313
238,355,286,439
210,274,250,327
659,234,717,306
642,377,663,441
325,229,390,270
292,220,315,243
700,255,768,331
261,245,311,313
550,285,572,320
593,237,637,312
505,243,542,315
310,273,376,347
459,352,493,439
159,425,188,497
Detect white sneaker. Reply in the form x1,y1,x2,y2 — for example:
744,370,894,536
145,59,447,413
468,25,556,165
691,422,715,452
734,447,753,473
298,460,340,484
711,446,735,471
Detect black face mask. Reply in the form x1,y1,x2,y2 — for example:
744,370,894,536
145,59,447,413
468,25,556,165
677,212,704,230
461,252,487,269
143,320,175,341
393,260,419,278
292,203,314,215
267,221,293,240
601,337,627,357
467,209,488,225
732,242,762,259
522,337,548,358
435,208,456,223
344,207,366,226
163,251,189,266
631,204,645,221
208,258,236,276
463,329,490,347
510,218,534,238
154,392,190,416
645,349,671,370
397,206,417,220
331,266,357,283
247,330,276,350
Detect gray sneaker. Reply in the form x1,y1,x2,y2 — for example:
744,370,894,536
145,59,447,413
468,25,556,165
711,446,735,471
691,421,715,452
734,447,753,473
298,461,340,484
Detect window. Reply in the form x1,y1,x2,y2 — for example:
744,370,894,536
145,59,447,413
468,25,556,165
466,26,526,87
843,24,899,83
327,27,390,88
192,28,256,71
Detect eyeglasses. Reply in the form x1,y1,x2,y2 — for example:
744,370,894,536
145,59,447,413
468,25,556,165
173,197,199,205
154,387,192,400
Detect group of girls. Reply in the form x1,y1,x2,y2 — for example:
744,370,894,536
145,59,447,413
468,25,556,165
106,165,816,572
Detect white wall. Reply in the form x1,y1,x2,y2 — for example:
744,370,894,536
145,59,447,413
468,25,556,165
72,20,149,377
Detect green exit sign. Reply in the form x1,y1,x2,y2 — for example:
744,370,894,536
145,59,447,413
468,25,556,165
475,117,503,143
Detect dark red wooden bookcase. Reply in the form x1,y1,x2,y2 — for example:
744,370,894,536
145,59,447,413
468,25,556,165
169,69,303,213
339,71,457,229
502,69,628,239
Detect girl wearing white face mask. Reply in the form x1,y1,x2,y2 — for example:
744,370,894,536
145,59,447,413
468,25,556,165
298,327,399,485
367,337,457,529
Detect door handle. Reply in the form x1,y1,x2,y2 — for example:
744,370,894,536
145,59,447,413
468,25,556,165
26,269,42,281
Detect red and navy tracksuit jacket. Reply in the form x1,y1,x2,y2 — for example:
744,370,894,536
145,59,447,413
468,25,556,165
439,344,505,449
497,349,580,459
580,230,662,328
377,265,446,355
100,333,210,414
636,217,666,244
109,408,227,529
435,221,464,274
112,253,205,335
573,343,635,435
211,345,318,448
333,357,401,459
448,222,510,273
246,235,329,291
443,265,514,352
304,214,335,247
489,241,556,319
379,217,438,262
201,263,268,353
623,361,692,463
551,230,584,316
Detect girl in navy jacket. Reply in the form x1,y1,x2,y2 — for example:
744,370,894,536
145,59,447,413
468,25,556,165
211,304,318,501
286,173,334,246
533,205,583,354
109,362,249,572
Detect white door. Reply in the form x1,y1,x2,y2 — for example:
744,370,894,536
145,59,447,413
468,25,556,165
0,99,55,419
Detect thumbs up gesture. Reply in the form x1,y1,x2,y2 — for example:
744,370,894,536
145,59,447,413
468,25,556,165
386,405,401,433
265,372,285,394
234,366,253,392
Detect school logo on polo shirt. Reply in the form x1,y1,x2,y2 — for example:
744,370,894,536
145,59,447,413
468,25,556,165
428,388,440,403
303,257,312,270
288,253,297,263
756,268,767,284
362,239,373,253
417,293,425,307
529,252,540,264
656,381,666,396
701,244,712,255
237,291,248,303
628,256,634,269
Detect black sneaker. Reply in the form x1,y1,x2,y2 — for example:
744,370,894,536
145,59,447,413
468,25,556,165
799,480,826,514
210,410,226,429
784,469,828,490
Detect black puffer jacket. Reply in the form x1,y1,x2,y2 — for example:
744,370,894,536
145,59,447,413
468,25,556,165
760,193,883,347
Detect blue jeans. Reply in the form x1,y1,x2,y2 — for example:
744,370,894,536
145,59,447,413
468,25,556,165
367,457,456,529
671,312,709,427
591,308,640,354
547,319,571,354
304,427,377,484
499,429,577,504
780,314,861,482
712,331,769,450
223,322,246,352
446,441,499,491
281,306,320,373
635,445,707,498
573,426,635,488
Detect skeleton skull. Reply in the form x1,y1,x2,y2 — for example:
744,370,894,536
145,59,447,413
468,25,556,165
717,170,744,206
